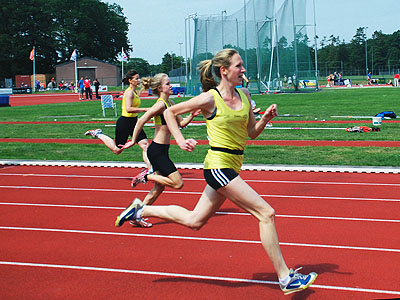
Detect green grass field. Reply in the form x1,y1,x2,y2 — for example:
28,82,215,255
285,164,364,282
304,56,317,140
1,87,399,166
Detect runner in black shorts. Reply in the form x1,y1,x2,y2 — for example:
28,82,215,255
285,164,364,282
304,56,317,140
84,70,151,170
116,49,317,295
120,73,200,209
203,168,238,190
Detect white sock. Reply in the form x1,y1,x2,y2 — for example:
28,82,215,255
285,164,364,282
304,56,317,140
136,205,145,220
279,274,291,286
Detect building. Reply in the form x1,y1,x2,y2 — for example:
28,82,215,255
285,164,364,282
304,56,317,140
55,57,121,87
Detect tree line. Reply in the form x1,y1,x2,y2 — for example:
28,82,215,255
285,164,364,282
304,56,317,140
0,0,184,85
317,28,400,76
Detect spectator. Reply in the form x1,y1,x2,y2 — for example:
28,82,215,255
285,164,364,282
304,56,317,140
367,72,372,85
78,77,84,100
83,76,92,100
93,78,101,99
394,73,399,87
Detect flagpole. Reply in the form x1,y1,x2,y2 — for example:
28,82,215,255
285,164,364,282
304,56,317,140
122,60,124,90
33,46,36,92
74,59,78,93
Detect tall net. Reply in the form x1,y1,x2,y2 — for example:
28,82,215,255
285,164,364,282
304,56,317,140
187,0,316,95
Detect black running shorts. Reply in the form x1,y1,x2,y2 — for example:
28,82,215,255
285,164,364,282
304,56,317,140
203,168,239,190
147,141,177,177
115,116,147,147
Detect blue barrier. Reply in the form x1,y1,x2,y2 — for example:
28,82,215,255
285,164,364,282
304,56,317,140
0,95,10,107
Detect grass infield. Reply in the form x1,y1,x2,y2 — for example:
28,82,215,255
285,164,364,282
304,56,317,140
1,87,399,166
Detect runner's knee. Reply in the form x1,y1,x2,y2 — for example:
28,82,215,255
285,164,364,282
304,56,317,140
258,206,276,223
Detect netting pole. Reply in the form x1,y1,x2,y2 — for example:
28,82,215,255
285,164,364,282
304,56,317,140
313,0,319,90
253,0,262,92
268,17,275,92
205,18,209,59
221,10,226,48
291,0,299,91
244,0,248,71
184,16,188,95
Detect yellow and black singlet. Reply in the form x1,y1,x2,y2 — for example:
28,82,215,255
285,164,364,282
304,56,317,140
121,87,141,117
153,97,171,125
204,88,250,173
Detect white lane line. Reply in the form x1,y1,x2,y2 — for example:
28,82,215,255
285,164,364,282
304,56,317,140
1,185,399,202
0,261,399,296
0,202,399,224
1,172,399,187
0,226,399,253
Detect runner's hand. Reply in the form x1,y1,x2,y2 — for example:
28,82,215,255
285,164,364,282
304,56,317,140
119,140,135,150
178,138,197,152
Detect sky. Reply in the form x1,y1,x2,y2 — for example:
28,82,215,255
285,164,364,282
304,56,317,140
109,0,400,65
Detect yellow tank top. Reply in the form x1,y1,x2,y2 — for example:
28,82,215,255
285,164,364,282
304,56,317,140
204,88,250,172
122,87,141,117
153,98,171,125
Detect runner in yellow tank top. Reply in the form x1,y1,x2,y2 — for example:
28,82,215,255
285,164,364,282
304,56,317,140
120,74,200,223
121,86,140,117
115,50,317,296
204,88,249,173
84,70,151,166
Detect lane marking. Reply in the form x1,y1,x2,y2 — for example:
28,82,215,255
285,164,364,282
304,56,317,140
0,261,399,296
1,226,399,253
1,185,399,202
1,172,399,187
0,202,399,224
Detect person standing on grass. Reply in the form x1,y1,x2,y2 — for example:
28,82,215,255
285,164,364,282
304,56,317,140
84,70,151,171
119,73,200,227
115,49,317,295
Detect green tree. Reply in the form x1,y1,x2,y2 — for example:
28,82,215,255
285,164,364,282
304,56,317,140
123,58,151,76
0,0,130,83
160,53,184,74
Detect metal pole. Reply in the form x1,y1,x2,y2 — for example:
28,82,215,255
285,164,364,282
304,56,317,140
205,18,208,59
244,0,248,71
291,0,299,91
184,17,188,94
364,27,368,78
313,0,319,90
179,42,183,86
33,46,36,92
252,1,262,92
221,10,226,49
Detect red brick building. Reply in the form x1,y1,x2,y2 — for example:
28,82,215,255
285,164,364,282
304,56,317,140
56,57,121,87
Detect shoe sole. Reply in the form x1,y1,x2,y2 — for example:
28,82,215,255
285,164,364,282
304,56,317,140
283,273,318,295
129,220,152,228
115,198,142,227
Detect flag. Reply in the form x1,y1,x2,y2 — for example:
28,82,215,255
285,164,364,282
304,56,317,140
70,49,77,61
29,47,35,61
118,47,128,62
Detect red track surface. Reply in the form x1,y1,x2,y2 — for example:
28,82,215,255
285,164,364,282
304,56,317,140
0,165,399,299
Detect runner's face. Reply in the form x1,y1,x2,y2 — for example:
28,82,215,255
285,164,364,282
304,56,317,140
226,53,246,86
130,74,140,87
159,76,173,95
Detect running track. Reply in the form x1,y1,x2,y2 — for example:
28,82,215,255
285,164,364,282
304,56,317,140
0,164,399,299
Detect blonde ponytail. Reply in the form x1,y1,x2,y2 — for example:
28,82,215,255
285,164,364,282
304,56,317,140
197,49,239,92
198,59,218,92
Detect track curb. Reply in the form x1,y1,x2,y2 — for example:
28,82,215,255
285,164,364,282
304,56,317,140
1,159,399,174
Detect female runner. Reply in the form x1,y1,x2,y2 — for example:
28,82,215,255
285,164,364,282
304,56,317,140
115,50,317,295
